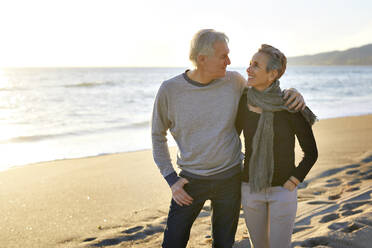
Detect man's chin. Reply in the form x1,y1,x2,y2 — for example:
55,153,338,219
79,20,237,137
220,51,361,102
211,70,227,80
219,70,227,77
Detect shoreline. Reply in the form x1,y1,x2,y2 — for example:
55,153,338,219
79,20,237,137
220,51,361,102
3,113,372,173
2,147,155,173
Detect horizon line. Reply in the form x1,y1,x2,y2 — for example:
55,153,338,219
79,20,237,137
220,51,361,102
2,65,372,69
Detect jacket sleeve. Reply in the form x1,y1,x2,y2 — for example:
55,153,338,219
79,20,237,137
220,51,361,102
290,112,318,182
235,91,247,136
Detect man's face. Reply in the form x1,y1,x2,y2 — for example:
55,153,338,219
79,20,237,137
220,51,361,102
204,41,231,79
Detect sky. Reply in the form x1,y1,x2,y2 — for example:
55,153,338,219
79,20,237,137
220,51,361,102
0,0,372,67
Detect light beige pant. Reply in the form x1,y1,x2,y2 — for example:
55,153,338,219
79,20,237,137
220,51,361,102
241,183,297,248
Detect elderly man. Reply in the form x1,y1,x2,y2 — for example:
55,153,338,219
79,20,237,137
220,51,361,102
151,29,304,248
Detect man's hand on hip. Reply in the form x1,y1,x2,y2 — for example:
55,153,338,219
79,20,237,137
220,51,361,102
171,177,193,206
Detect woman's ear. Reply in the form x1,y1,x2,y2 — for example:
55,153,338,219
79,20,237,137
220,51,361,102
269,70,279,82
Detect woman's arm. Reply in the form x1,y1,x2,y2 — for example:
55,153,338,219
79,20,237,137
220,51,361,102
283,112,318,191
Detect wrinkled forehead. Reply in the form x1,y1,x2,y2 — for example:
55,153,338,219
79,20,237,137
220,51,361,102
213,41,230,55
252,52,269,64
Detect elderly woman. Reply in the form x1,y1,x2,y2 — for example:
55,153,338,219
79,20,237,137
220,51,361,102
235,44,318,248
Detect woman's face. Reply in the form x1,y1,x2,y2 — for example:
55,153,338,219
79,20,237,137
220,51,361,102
246,52,276,91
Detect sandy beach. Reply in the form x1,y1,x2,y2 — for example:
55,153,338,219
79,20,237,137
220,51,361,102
1,114,371,248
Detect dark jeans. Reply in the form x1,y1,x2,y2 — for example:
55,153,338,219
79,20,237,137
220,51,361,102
162,173,241,248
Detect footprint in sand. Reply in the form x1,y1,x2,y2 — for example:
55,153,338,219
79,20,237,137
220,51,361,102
345,186,360,192
345,169,359,175
319,213,340,223
297,236,330,247
341,222,364,233
325,181,342,187
348,178,361,186
122,225,144,234
341,209,363,216
142,225,165,235
307,200,334,205
91,238,122,246
340,200,371,211
328,221,364,233
313,190,326,195
313,163,360,185
358,169,370,176
325,178,342,187
318,168,345,178
89,224,165,247
361,155,372,163
83,237,97,242
326,178,340,183
328,193,342,200
346,163,361,169
292,225,313,234
328,221,349,231
358,164,372,179
354,215,372,226
361,173,372,180
339,200,371,216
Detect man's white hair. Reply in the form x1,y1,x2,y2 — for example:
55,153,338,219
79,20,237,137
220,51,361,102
189,29,229,67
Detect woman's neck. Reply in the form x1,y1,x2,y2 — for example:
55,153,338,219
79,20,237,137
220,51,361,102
252,86,268,92
252,80,275,92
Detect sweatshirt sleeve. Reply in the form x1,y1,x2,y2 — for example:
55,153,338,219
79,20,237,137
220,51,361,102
230,71,247,96
151,83,179,187
290,112,318,182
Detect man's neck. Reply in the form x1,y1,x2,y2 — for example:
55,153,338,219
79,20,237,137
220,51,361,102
187,69,215,84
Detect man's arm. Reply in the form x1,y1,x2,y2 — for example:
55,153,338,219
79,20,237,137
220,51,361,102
283,88,306,111
151,84,193,206
151,84,177,185
233,71,248,96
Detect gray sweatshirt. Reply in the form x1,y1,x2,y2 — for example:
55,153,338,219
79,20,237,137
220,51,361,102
151,71,246,185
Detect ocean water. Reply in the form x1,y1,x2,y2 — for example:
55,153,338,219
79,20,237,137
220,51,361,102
0,66,371,171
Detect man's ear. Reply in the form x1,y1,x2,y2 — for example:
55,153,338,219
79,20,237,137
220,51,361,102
196,54,207,66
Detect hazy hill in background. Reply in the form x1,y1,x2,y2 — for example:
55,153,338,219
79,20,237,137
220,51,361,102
288,44,372,65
